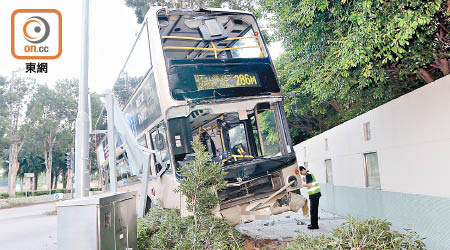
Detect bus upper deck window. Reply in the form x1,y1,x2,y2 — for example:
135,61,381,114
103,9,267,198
230,28,261,58
159,11,267,60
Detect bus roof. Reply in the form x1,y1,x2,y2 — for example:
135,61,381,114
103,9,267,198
145,6,255,21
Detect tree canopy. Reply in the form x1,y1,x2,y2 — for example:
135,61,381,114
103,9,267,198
268,0,449,142
0,76,102,194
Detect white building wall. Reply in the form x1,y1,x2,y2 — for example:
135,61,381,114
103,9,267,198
294,74,450,198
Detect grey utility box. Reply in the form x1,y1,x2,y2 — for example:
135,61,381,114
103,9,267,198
57,192,137,250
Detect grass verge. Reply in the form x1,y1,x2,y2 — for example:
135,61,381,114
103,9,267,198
43,210,57,216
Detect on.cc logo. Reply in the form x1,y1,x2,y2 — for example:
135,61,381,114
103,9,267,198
11,9,62,60
23,16,50,44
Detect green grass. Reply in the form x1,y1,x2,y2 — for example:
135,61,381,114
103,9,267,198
44,210,57,216
3,201,29,208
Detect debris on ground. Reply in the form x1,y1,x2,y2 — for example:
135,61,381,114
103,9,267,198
242,236,290,250
236,210,346,241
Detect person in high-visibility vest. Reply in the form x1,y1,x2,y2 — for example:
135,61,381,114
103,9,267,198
300,166,321,229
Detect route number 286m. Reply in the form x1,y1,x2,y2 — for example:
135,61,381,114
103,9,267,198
235,74,258,86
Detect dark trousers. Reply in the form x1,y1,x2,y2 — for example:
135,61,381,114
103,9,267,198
309,192,321,227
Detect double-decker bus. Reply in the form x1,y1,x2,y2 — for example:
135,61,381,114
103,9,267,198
95,6,302,225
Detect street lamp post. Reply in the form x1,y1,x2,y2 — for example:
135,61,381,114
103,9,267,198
74,0,91,198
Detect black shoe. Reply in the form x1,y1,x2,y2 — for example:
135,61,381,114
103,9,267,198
307,224,312,227
307,225,319,230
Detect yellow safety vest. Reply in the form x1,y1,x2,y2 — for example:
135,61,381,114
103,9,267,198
306,171,321,195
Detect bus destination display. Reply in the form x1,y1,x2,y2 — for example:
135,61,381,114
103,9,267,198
194,73,260,90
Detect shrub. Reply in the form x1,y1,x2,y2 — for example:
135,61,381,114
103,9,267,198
33,191,50,196
286,217,426,250
137,137,244,250
12,191,27,197
176,136,227,227
137,204,243,250
0,193,9,199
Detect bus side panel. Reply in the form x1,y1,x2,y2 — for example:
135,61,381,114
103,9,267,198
147,173,187,213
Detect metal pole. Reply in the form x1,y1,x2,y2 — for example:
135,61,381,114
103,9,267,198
105,91,117,193
74,0,90,198
88,93,93,134
138,154,153,218
70,148,75,197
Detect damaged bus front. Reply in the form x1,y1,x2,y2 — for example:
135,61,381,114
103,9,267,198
158,8,305,224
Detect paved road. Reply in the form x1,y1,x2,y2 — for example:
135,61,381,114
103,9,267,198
0,202,57,250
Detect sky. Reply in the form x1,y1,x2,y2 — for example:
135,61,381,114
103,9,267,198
0,0,283,94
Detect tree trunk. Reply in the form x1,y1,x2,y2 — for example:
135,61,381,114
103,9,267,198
6,78,28,197
46,170,52,192
7,165,17,196
418,68,434,83
431,58,450,76
53,172,59,189
7,142,22,196
193,190,198,230
330,99,344,113
62,169,67,189
44,143,49,192
34,175,38,191
66,169,72,191
50,171,54,190
44,134,56,192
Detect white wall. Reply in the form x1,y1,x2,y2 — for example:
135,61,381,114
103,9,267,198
294,75,450,198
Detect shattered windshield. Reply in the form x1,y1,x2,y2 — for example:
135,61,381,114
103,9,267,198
173,102,295,181
256,110,282,157
158,10,267,60
229,124,248,152
187,104,287,167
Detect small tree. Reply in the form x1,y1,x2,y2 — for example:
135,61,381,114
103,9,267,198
137,136,243,250
176,135,227,228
